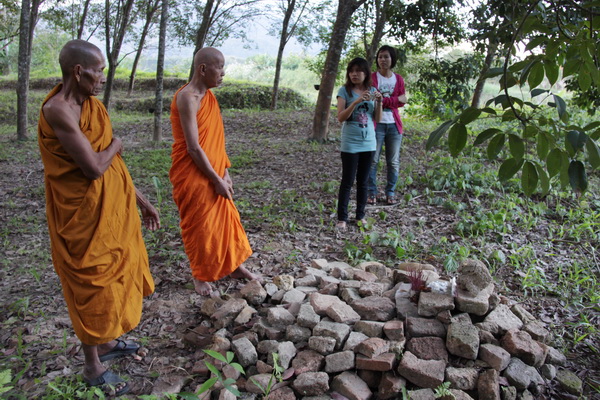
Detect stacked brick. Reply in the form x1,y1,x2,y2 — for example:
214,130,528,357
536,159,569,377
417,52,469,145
186,259,581,399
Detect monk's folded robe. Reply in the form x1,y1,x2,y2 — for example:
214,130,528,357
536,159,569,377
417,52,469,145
169,87,252,282
38,84,154,345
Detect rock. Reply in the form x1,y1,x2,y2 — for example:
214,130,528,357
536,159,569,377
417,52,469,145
503,358,543,390
331,371,373,400
297,303,321,329
500,330,545,367
201,297,226,317
510,304,536,325
231,337,258,367
395,296,420,319
378,372,407,399
397,351,445,388
282,288,307,304
522,321,550,343
292,350,324,375
354,337,390,358
266,386,296,400
311,258,331,271
273,275,295,290
358,282,388,297
240,280,267,306
500,386,517,400
308,335,337,355
245,373,273,394
295,274,319,287
544,346,567,366
150,375,189,396
455,283,495,316
397,262,437,272
353,269,379,282
405,317,446,338
310,293,342,315
406,336,448,362
357,369,382,390
286,324,312,343
555,368,583,396
478,369,500,400
325,350,355,373
352,296,396,321
450,389,476,400
355,352,397,371
406,388,435,400
383,320,404,341
354,321,385,337
312,319,351,349
417,291,455,317
211,298,248,329
445,367,479,391
292,371,330,396
267,307,295,328
264,282,279,296
272,341,297,369
456,259,493,295
540,364,556,380
340,287,362,304
218,387,238,400
446,322,480,360
234,306,257,325
479,343,511,371
326,300,362,324
478,304,524,335
360,261,392,280
343,331,370,351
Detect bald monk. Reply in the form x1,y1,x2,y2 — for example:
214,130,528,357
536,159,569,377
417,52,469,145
170,47,258,296
37,39,159,395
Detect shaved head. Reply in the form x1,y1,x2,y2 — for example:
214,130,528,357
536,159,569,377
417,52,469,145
194,47,223,70
59,40,104,79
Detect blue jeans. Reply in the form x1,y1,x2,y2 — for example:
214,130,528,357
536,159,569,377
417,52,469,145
338,151,375,222
368,123,402,198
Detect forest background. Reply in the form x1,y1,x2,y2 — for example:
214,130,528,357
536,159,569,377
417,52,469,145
0,0,599,398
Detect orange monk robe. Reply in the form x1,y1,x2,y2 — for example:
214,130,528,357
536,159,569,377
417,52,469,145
169,88,252,282
37,84,154,346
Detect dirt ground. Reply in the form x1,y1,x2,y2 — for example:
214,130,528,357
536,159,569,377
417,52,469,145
0,105,598,399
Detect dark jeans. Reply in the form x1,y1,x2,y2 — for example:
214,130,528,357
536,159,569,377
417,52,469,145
338,151,375,222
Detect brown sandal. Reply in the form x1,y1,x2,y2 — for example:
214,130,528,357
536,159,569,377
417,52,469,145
367,195,377,205
386,195,397,205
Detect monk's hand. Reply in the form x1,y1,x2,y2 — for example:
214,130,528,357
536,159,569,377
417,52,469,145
141,203,161,231
112,137,123,154
214,178,233,200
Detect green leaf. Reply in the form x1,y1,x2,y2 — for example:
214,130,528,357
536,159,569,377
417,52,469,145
499,158,524,181
528,62,545,88
586,138,600,169
526,36,546,50
536,132,549,159
197,377,218,394
205,362,221,378
481,107,497,115
508,134,525,160
222,378,236,386
559,151,570,188
459,107,482,125
535,162,550,196
523,124,538,138
566,130,587,157
552,94,567,118
563,58,580,78
531,88,548,97
544,60,560,86
204,349,227,363
426,120,455,150
578,71,592,91
448,123,468,157
487,134,506,159
474,128,502,145
225,385,242,397
230,363,246,375
226,351,234,364
583,121,600,131
568,160,588,193
521,161,539,196
483,67,504,78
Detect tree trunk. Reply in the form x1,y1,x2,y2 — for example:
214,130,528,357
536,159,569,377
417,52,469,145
471,40,497,108
365,0,388,67
127,0,159,96
271,0,295,110
189,0,214,80
310,0,368,142
103,0,135,109
17,0,31,141
153,0,168,142
77,0,91,39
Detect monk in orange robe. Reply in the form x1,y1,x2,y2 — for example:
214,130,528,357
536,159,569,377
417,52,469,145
170,47,258,296
37,40,159,395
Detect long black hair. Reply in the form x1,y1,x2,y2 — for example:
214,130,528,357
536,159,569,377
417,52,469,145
344,57,371,97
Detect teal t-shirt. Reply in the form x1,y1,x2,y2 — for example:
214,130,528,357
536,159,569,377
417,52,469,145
337,86,377,153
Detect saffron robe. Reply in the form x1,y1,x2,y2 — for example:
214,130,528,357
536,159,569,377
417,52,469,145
169,88,252,282
38,84,154,345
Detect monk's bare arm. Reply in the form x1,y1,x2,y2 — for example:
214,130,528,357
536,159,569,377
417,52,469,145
43,100,122,180
177,91,233,199
135,187,160,231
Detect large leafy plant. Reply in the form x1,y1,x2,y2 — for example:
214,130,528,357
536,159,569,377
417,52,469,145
427,0,600,195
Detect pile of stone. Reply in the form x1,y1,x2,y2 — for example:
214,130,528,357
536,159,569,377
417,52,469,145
183,259,583,399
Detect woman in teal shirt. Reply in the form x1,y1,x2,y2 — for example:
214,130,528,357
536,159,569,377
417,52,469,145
336,57,382,230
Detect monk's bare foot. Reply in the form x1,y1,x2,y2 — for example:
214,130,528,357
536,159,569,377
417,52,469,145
193,279,213,296
230,265,263,283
